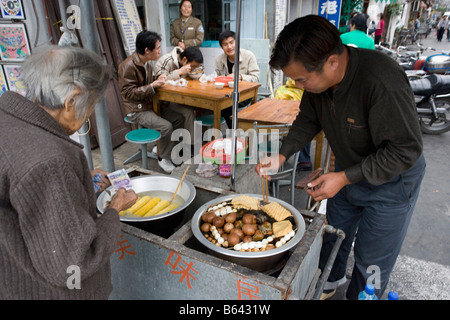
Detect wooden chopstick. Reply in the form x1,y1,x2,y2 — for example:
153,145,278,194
170,165,190,204
259,159,269,203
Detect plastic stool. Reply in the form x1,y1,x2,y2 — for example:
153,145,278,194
196,114,226,140
195,114,226,127
123,117,158,165
125,128,161,169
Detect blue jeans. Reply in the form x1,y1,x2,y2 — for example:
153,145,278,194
298,142,311,164
319,155,426,299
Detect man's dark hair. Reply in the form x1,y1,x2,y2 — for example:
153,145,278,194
180,46,204,63
352,13,369,33
136,30,162,55
269,15,344,72
218,30,236,46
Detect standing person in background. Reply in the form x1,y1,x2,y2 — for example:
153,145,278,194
374,13,385,44
215,30,260,128
170,0,204,49
436,16,446,42
340,13,375,50
0,46,138,299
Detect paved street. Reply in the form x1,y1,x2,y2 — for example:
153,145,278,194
385,33,450,300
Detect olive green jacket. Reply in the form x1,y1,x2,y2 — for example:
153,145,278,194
170,16,204,48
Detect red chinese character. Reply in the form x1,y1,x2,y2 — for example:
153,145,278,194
236,275,261,300
115,235,136,260
165,251,198,289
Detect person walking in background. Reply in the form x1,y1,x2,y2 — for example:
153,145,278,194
436,16,446,42
0,46,138,299
170,0,204,49
374,13,385,44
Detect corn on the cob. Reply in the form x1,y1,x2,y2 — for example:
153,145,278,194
119,196,147,216
135,197,161,217
154,203,180,216
144,200,170,217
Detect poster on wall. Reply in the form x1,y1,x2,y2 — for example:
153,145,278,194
317,0,342,28
0,23,30,61
111,0,143,56
4,64,26,96
0,0,25,20
0,66,8,95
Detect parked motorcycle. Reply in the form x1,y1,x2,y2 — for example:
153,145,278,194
409,74,450,134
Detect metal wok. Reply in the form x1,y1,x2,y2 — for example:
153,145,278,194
97,175,196,223
191,194,306,272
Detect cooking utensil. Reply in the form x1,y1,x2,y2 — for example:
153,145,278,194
191,194,306,272
97,175,196,222
170,166,189,203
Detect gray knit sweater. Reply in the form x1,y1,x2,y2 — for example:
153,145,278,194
0,91,121,299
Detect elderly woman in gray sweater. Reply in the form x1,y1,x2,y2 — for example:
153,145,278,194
0,46,137,299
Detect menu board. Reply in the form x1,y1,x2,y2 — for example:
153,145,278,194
111,0,143,56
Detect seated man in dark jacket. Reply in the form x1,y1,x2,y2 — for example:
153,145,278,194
118,30,183,173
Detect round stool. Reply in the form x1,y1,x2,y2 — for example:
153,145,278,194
123,117,158,165
125,128,161,170
196,114,226,140
195,114,226,127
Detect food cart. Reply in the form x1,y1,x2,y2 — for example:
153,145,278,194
100,166,343,300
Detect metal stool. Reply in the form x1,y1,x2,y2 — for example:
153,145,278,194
123,117,160,169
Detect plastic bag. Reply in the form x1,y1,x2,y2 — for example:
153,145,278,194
58,27,79,47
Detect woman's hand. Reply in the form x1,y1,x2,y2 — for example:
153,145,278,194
108,188,138,213
91,169,110,194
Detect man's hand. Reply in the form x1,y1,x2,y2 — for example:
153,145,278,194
179,63,192,76
306,171,350,201
108,188,138,213
255,154,286,181
178,41,186,50
152,75,167,88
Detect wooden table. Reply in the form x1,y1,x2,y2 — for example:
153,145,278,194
238,98,325,170
153,80,261,131
237,98,300,131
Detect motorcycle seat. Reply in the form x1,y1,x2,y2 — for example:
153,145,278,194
410,74,450,96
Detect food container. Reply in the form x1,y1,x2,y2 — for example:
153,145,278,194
188,66,205,80
214,76,233,86
97,175,196,223
214,82,225,89
200,138,248,165
425,54,450,74
191,194,306,272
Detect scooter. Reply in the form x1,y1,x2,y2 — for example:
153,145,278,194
409,74,450,134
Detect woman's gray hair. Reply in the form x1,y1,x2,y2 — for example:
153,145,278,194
21,45,110,120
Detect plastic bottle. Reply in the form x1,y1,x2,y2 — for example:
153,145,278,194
386,291,399,300
357,284,379,300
